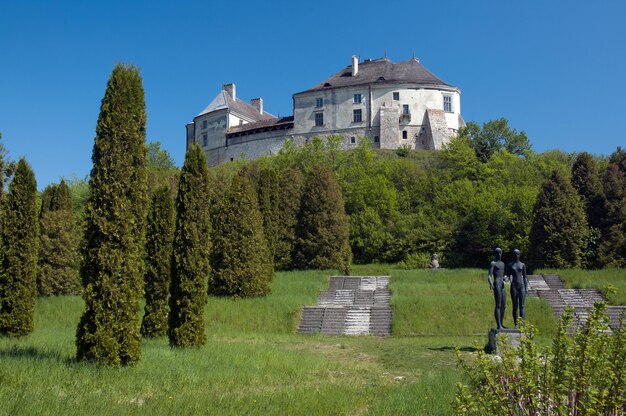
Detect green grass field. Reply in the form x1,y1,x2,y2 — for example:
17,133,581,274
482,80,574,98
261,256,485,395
1,266,619,415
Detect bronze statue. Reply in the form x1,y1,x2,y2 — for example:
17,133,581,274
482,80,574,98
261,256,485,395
508,249,528,327
488,248,506,329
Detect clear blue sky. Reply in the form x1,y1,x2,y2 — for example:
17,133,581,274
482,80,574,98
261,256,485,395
1,0,625,189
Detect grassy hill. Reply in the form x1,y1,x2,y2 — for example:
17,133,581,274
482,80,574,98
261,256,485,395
1,266,608,415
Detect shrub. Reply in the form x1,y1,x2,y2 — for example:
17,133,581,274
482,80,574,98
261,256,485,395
454,303,626,415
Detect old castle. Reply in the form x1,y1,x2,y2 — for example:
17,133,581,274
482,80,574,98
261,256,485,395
186,55,463,166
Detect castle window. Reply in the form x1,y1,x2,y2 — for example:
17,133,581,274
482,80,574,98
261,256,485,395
374,136,380,143
393,92,400,100
402,130,408,139
443,95,452,112
314,112,324,126
202,120,208,129
402,104,410,115
353,93,362,104
353,109,362,123
315,98,323,108
202,134,208,147
350,136,356,144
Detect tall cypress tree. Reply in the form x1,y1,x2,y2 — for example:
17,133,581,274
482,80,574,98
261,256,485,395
295,166,352,274
141,186,175,338
0,158,38,336
169,145,211,347
256,167,280,260
76,64,148,365
275,168,305,271
598,148,626,267
528,170,588,269
209,174,273,297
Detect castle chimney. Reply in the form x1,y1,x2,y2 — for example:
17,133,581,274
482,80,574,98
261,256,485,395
223,83,236,100
352,55,359,76
250,97,263,114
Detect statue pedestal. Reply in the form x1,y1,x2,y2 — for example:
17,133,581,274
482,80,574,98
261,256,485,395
487,328,522,354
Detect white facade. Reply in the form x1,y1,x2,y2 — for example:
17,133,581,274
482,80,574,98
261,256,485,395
186,57,463,166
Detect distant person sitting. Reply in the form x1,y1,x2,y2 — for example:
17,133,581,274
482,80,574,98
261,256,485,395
488,248,506,330
508,249,528,327
428,254,439,269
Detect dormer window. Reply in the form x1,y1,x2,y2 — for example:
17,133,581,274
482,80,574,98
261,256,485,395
315,98,323,108
443,95,453,112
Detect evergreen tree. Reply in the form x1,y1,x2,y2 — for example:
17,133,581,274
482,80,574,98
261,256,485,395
571,152,604,229
141,186,174,338
39,184,57,218
274,168,304,270
0,158,38,336
209,174,273,297
571,152,605,267
528,170,588,269
53,179,73,211
256,167,280,260
597,148,626,267
295,166,351,273
169,145,211,347
76,64,148,365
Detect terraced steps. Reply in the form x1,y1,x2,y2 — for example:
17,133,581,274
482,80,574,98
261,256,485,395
530,274,625,332
298,276,392,336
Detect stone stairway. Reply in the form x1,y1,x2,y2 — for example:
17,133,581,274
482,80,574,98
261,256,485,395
298,276,392,336
528,274,625,332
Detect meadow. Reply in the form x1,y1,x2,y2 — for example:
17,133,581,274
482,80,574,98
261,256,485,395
2,266,620,415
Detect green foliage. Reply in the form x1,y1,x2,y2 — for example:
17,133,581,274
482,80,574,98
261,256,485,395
457,118,531,162
273,136,345,173
141,186,174,338
146,141,179,196
38,210,80,296
0,158,38,336
255,167,280,260
454,303,626,415
274,168,304,271
76,64,148,365
295,165,351,274
571,152,605,267
210,174,273,297
169,145,211,347
597,147,626,267
64,175,89,223
395,144,411,157
528,170,589,269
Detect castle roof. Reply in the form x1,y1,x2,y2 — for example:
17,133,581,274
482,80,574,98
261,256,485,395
196,90,275,122
295,57,456,95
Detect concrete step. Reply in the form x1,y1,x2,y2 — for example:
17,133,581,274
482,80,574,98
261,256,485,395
345,307,370,335
297,307,325,334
